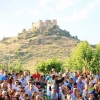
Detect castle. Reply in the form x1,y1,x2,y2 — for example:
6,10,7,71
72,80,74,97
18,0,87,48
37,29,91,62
28,19,57,32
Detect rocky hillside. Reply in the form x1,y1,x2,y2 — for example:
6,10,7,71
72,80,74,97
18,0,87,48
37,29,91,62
0,25,80,71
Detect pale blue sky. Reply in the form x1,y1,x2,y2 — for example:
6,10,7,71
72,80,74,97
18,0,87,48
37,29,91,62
0,0,100,44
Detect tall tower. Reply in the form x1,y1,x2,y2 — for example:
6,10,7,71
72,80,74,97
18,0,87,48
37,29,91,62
32,22,34,28
51,20,57,25
38,20,43,29
45,20,51,27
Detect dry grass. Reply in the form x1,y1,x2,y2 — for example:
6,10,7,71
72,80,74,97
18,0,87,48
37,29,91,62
0,35,79,72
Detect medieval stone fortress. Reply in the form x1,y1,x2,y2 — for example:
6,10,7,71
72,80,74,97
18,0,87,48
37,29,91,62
18,19,70,39
28,19,58,33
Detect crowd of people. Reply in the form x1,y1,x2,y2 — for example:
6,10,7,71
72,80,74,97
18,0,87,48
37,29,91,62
0,67,99,100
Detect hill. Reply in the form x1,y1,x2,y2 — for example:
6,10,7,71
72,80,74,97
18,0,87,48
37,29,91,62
0,24,80,71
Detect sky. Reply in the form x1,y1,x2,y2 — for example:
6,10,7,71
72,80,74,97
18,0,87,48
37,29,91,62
0,0,100,44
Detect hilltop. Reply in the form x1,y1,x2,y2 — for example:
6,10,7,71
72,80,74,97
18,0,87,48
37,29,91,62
0,20,80,71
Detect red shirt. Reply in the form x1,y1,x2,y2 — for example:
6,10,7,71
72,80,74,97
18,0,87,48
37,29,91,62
33,73,40,80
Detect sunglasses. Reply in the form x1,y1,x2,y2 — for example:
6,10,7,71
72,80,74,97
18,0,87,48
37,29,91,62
39,89,42,91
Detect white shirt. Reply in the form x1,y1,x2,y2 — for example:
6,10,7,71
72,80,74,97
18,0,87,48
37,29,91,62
47,84,51,96
25,85,30,93
61,81,68,87
82,89,89,97
25,76,30,82
12,84,20,91
82,79,86,85
26,86,38,97
20,79,27,87
63,72,73,78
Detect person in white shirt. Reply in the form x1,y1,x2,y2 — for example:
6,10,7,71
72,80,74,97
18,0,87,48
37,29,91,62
63,68,73,79
19,75,27,87
12,80,20,91
82,84,90,100
71,88,78,100
24,70,30,82
26,84,38,98
25,80,32,92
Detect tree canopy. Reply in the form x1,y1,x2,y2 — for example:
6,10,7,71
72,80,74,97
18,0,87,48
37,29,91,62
37,58,63,74
66,40,100,72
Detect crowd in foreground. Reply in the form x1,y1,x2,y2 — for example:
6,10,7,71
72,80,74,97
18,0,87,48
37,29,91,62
0,67,99,100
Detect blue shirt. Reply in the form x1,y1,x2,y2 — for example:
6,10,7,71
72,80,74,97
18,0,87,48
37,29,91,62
67,82,72,89
0,74,3,80
73,76,78,82
2,75,8,80
77,82,85,94
46,75,51,81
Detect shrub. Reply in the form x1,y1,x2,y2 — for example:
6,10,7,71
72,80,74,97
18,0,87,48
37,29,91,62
37,58,63,74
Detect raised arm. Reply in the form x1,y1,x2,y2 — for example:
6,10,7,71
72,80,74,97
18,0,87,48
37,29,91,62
56,77,64,84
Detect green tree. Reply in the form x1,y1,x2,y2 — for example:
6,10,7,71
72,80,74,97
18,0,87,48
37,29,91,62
90,43,100,72
66,40,93,72
0,64,4,70
37,58,63,74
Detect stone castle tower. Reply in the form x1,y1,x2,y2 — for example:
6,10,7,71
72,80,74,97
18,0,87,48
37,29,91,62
28,19,57,33
32,19,57,30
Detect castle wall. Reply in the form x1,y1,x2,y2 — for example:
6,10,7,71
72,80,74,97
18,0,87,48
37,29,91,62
38,20,43,29
45,20,51,27
32,22,40,29
51,20,57,25
32,19,57,30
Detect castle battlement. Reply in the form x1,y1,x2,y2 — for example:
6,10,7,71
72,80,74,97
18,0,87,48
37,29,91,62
27,19,58,33
32,19,57,30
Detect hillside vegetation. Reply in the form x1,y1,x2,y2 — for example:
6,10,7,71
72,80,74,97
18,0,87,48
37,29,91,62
0,25,80,71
